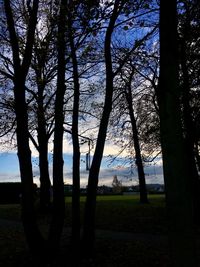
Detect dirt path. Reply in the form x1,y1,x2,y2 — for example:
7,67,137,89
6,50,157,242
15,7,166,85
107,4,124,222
0,218,170,267
0,217,168,243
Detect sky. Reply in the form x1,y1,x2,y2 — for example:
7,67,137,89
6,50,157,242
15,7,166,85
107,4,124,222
0,1,163,188
0,149,164,188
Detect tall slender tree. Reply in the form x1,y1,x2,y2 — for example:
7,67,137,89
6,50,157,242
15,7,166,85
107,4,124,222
82,0,123,257
0,0,59,212
3,0,46,258
30,6,59,210
48,0,67,254
124,68,148,203
67,1,81,263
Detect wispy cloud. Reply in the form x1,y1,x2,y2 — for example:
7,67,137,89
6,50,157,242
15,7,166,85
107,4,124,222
0,152,164,187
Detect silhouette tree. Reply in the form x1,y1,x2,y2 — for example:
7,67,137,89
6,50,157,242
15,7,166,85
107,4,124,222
112,175,122,193
3,0,46,258
178,0,200,223
157,0,197,265
82,0,123,258
67,0,81,262
29,3,59,211
123,67,148,203
48,0,67,254
0,1,59,211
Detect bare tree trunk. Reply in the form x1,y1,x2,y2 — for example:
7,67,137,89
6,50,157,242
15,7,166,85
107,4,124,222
67,4,81,264
82,0,121,258
16,81,46,257
38,133,51,212
48,0,66,255
37,82,51,211
180,38,200,225
125,75,148,204
4,0,47,260
158,0,197,265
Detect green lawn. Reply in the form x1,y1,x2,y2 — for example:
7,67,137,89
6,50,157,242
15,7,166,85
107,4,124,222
64,194,167,234
65,193,165,203
0,194,167,233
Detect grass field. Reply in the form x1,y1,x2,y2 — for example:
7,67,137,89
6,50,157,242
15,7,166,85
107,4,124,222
0,194,170,266
64,194,167,234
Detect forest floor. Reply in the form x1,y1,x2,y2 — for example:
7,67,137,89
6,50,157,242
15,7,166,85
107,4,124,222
0,195,198,267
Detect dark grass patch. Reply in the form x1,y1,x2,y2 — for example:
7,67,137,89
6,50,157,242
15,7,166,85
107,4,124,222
0,204,21,221
0,194,170,266
64,194,167,234
95,199,167,234
93,238,170,267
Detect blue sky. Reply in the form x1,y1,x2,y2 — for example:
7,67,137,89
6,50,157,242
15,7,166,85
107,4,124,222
0,152,164,187
0,153,20,182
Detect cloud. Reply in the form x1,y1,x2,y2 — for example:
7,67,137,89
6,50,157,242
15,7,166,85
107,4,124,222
63,157,164,188
0,152,164,187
